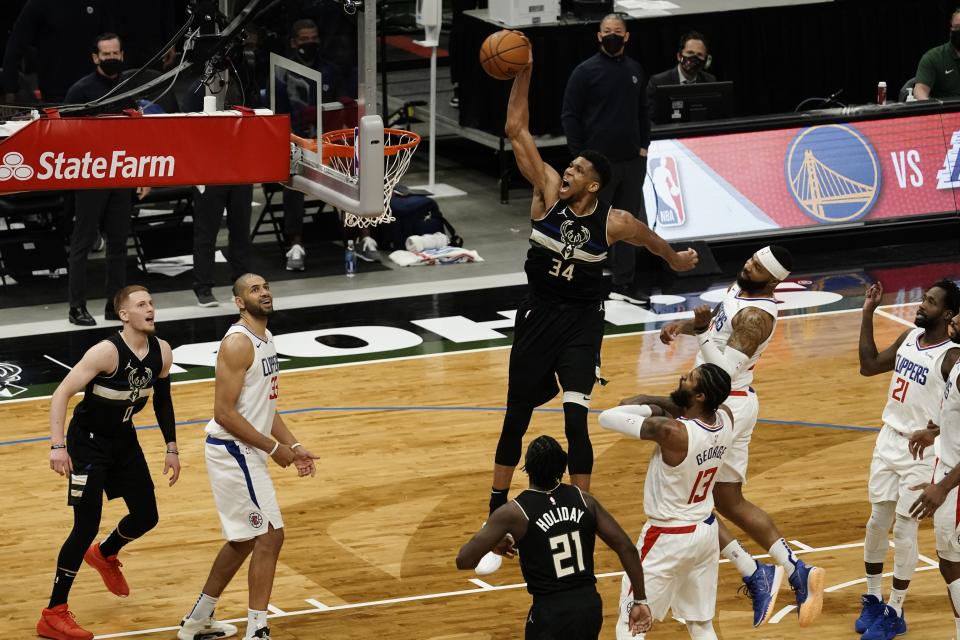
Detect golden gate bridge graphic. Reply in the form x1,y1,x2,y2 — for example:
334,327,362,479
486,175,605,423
789,147,877,222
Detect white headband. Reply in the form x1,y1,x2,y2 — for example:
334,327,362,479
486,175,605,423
754,246,790,281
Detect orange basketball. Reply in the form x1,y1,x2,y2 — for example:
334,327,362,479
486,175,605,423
479,30,531,80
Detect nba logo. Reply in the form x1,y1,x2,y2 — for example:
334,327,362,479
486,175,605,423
651,157,686,227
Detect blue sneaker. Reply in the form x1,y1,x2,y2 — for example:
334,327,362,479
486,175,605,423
861,604,907,639
855,594,885,633
788,559,825,627
738,562,784,627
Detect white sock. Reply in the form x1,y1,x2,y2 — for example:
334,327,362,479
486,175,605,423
865,573,882,598
955,617,960,640
186,593,218,621
768,538,799,578
246,609,269,636
948,579,960,636
887,587,907,614
721,540,758,579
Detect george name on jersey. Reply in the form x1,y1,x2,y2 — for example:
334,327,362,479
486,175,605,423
894,353,928,385
534,506,584,532
261,354,280,377
696,445,727,466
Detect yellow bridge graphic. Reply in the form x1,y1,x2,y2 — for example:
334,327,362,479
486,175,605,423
790,149,876,220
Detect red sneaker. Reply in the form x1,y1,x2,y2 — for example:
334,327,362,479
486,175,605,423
83,543,129,597
36,604,94,640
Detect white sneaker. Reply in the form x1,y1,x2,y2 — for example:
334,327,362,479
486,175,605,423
285,244,305,271
475,550,503,576
356,236,379,263
178,616,238,640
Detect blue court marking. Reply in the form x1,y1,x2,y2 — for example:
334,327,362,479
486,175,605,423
0,406,880,447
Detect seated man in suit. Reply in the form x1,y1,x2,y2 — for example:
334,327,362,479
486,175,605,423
647,31,716,124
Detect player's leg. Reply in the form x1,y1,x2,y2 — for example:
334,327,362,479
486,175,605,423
245,525,284,639
179,538,253,640
674,518,720,640
936,483,960,639
857,500,895,633
717,516,782,627
616,523,680,640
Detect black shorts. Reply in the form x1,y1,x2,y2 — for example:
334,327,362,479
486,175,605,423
507,295,605,408
526,586,603,639
65,425,154,506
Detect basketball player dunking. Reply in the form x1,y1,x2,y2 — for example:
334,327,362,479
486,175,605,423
625,247,825,629
482,36,698,575
39,285,178,640
178,274,319,640
458,435,652,639
600,363,733,640
855,279,960,639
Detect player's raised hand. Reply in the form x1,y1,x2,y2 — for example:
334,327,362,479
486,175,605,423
659,322,682,345
863,282,884,313
627,601,653,636
692,304,712,332
908,420,939,460
670,248,699,272
163,450,181,486
49,447,73,476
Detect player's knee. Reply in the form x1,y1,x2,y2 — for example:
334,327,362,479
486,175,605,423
494,405,534,467
684,620,717,640
258,526,285,554
562,390,591,409
866,501,896,535
892,514,919,578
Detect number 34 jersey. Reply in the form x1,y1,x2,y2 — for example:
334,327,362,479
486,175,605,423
882,327,955,436
644,412,734,526
513,484,598,595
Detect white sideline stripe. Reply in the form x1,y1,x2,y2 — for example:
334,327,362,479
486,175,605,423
43,354,72,370
304,598,329,610
469,578,494,589
266,604,285,614
918,553,941,567
790,539,814,551
874,307,915,328
769,605,796,624
5,301,920,406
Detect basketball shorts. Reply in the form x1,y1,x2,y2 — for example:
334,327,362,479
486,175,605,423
715,389,759,484
933,464,960,562
205,436,284,541
868,423,935,517
615,514,719,637
66,425,154,505
507,294,605,408
526,585,602,639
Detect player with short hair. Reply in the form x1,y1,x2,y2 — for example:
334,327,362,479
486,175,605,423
178,274,319,640
600,363,733,640
458,435,652,639
855,279,960,639
482,37,699,575
39,285,179,640
628,246,825,629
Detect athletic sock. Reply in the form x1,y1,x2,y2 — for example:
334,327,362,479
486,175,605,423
865,573,882,598
887,587,906,614
721,540,758,579
48,566,78,608
768,538,799,578
489,487,508,514
246,609,269,636
186,592,218,621
99,527,134,558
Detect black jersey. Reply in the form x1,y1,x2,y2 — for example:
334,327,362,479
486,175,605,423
514,484,598,596
525,199,612,305
69,333,163,434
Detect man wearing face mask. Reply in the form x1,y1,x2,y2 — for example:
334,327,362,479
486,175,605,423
647,31,717,124
63,34,150,326
913,9,960,100
562,14,652,306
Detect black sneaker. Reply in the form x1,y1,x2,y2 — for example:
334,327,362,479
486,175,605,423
104,302,120,321
608,284,650,306
69,305,96,326
449,84,459,108
195,287,219,308
250,627,271,639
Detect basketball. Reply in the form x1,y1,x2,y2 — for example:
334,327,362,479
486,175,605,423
479,30,531,80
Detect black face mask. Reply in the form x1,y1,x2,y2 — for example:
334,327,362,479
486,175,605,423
297,43,320,61
680,54,705,74
98,58,122,76
951,30,960,49
600,34,625,56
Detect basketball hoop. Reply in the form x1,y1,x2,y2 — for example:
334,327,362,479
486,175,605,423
320,127,420,227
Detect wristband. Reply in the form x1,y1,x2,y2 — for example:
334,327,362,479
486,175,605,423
50,443,66,450
269,441,280,455
291,442,302,450
629,599,649,607
166,449,179,455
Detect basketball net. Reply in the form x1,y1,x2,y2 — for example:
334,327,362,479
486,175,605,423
319,127,420,227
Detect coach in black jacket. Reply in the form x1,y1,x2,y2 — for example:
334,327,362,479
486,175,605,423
647,31,717,124
561,14,651,305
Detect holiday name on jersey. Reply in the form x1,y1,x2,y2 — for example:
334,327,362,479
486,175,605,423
894,353,929,385
696,445,727,466
534,506,585,533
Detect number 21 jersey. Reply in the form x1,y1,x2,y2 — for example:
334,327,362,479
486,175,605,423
882,327,955,435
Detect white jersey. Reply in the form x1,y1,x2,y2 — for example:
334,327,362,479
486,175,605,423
938,358,960,471
881,328,954,436
644,411,734,526
694,284,777,391
205,324,279,440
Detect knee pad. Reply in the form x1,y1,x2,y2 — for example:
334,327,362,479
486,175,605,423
684,620,718,640
864,501,895,563
494,405,534,467
564,402,593,475
892,514,920,581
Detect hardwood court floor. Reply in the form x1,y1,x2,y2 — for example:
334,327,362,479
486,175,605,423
1,306,953,639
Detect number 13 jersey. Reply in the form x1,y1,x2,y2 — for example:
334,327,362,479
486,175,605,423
882,328,954,435
644,412,734,526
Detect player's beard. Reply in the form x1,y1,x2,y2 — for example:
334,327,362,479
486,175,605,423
736,272,767,295
243,296,274,319
669,387,694,411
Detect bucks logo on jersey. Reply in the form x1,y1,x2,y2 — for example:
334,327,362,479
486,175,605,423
126,361,153,402
560,219,590,260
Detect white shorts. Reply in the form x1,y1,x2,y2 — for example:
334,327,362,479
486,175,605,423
933,464,960,562
615,516,719,638
716,389,759,484
868,424,935,517
205,436,284,541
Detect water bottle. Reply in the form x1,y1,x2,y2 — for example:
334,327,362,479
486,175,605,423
877,81,887,105
345,239,357,277
906,87,917,103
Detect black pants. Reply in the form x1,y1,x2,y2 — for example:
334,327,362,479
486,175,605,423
283,188,305,241
68,189,133,307
449,0,479,86
192,184,253,291
526,587,603,639
602,156,647,287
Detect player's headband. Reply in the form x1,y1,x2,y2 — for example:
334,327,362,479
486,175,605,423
754,246,790,281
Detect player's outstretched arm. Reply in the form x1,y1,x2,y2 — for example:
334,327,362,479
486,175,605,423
606,210,697,272
456,502,524,569
599,406,688,458
587,492,652,636
859,282,908,375
504,42,561,219
616,395,682,418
